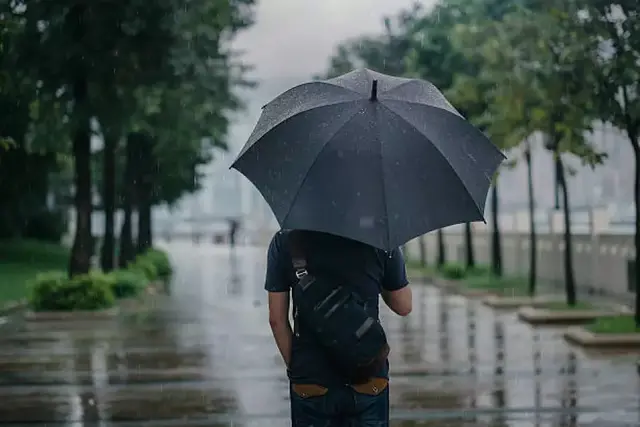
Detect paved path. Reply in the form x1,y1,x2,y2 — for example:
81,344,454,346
0,242,639,426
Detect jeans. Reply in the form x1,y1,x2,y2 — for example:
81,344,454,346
290,382,389,426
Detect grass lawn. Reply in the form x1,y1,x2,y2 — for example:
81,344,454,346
587,315,640,334
462,275,528,296
541,301,594,311
405,259,437,276
0,240,69,306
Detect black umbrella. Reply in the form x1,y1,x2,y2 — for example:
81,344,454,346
231,68,505,251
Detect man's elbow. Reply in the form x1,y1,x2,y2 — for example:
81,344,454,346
386,287,412,317
394,304,412,317
269,315,288,330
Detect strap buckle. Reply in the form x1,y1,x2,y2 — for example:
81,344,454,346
295,269,308,279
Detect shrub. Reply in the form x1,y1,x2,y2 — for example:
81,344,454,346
29,271,115,312
128,257,158,281
142,248,172,279
440,262,466,280
107,269,148,299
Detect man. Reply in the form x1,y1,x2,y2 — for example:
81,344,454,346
265,229,412,426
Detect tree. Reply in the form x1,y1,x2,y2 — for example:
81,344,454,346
485,4,605,305
578,1,640,323
447,10,542,283
320,5,420,80
446,69,513,277
85,0,254,267
5,0,176,275
406,0,495,271
123,0,254,258
89,1,176,271
0,4,69,240
404,3,472,268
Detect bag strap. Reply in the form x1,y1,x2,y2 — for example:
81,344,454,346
288,230,308,278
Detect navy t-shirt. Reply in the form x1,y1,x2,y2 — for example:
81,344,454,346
264,230,408,386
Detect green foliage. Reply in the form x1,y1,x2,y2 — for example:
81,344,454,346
128,256,159,282
107,269,148,299
29,271,115,312
121,0,256,208
466,264,492,278
438,261,492,281
577,1,640,142
440,263,467,280
142,248,173,280
1,0,256,276
320,5,420,79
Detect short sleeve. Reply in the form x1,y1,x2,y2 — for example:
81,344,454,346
264,232,291,292
381,247,408,291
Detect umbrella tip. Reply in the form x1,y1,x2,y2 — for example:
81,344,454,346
370,80,378,101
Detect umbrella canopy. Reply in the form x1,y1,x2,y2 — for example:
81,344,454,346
231,68,505,250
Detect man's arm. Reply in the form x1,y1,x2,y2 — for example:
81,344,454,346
268,291,293,367
264,233,293,368
380,247,412,316
381,287,412,316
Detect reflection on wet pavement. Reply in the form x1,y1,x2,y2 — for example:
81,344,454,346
0,242,639,426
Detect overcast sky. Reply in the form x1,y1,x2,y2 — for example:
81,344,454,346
232,0,436,80
227,0,437,148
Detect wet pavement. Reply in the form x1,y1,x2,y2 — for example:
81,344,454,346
1,242,639,426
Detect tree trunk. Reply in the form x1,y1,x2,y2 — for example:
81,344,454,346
67,3,92,277
136,134,153,254
490,180,502,277
418,235,427,267
118,207,133,268
100,133,117,272
464,222,475,269
557,156,576,306
118,133,137,268
437,229,446,267
631,137,640,326
554,156,561,210
137,201,152,253
525,141,537,296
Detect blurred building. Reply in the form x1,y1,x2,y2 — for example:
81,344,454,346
497,122,633,214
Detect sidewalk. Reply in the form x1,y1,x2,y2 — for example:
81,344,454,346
0,243,638,426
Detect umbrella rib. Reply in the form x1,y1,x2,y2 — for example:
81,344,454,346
376,118,392,250
320,80,364,97
231,100,360,168
280,107,363,227
381,83,464,118
392,101,504,158
377,102,487,221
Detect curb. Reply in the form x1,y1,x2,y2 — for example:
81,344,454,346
564,326,640,348
0,300,28,316
517,306,620,325
24,307,120,322
483,295,564,309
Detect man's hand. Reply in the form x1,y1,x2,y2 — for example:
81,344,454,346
268,291,293,367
